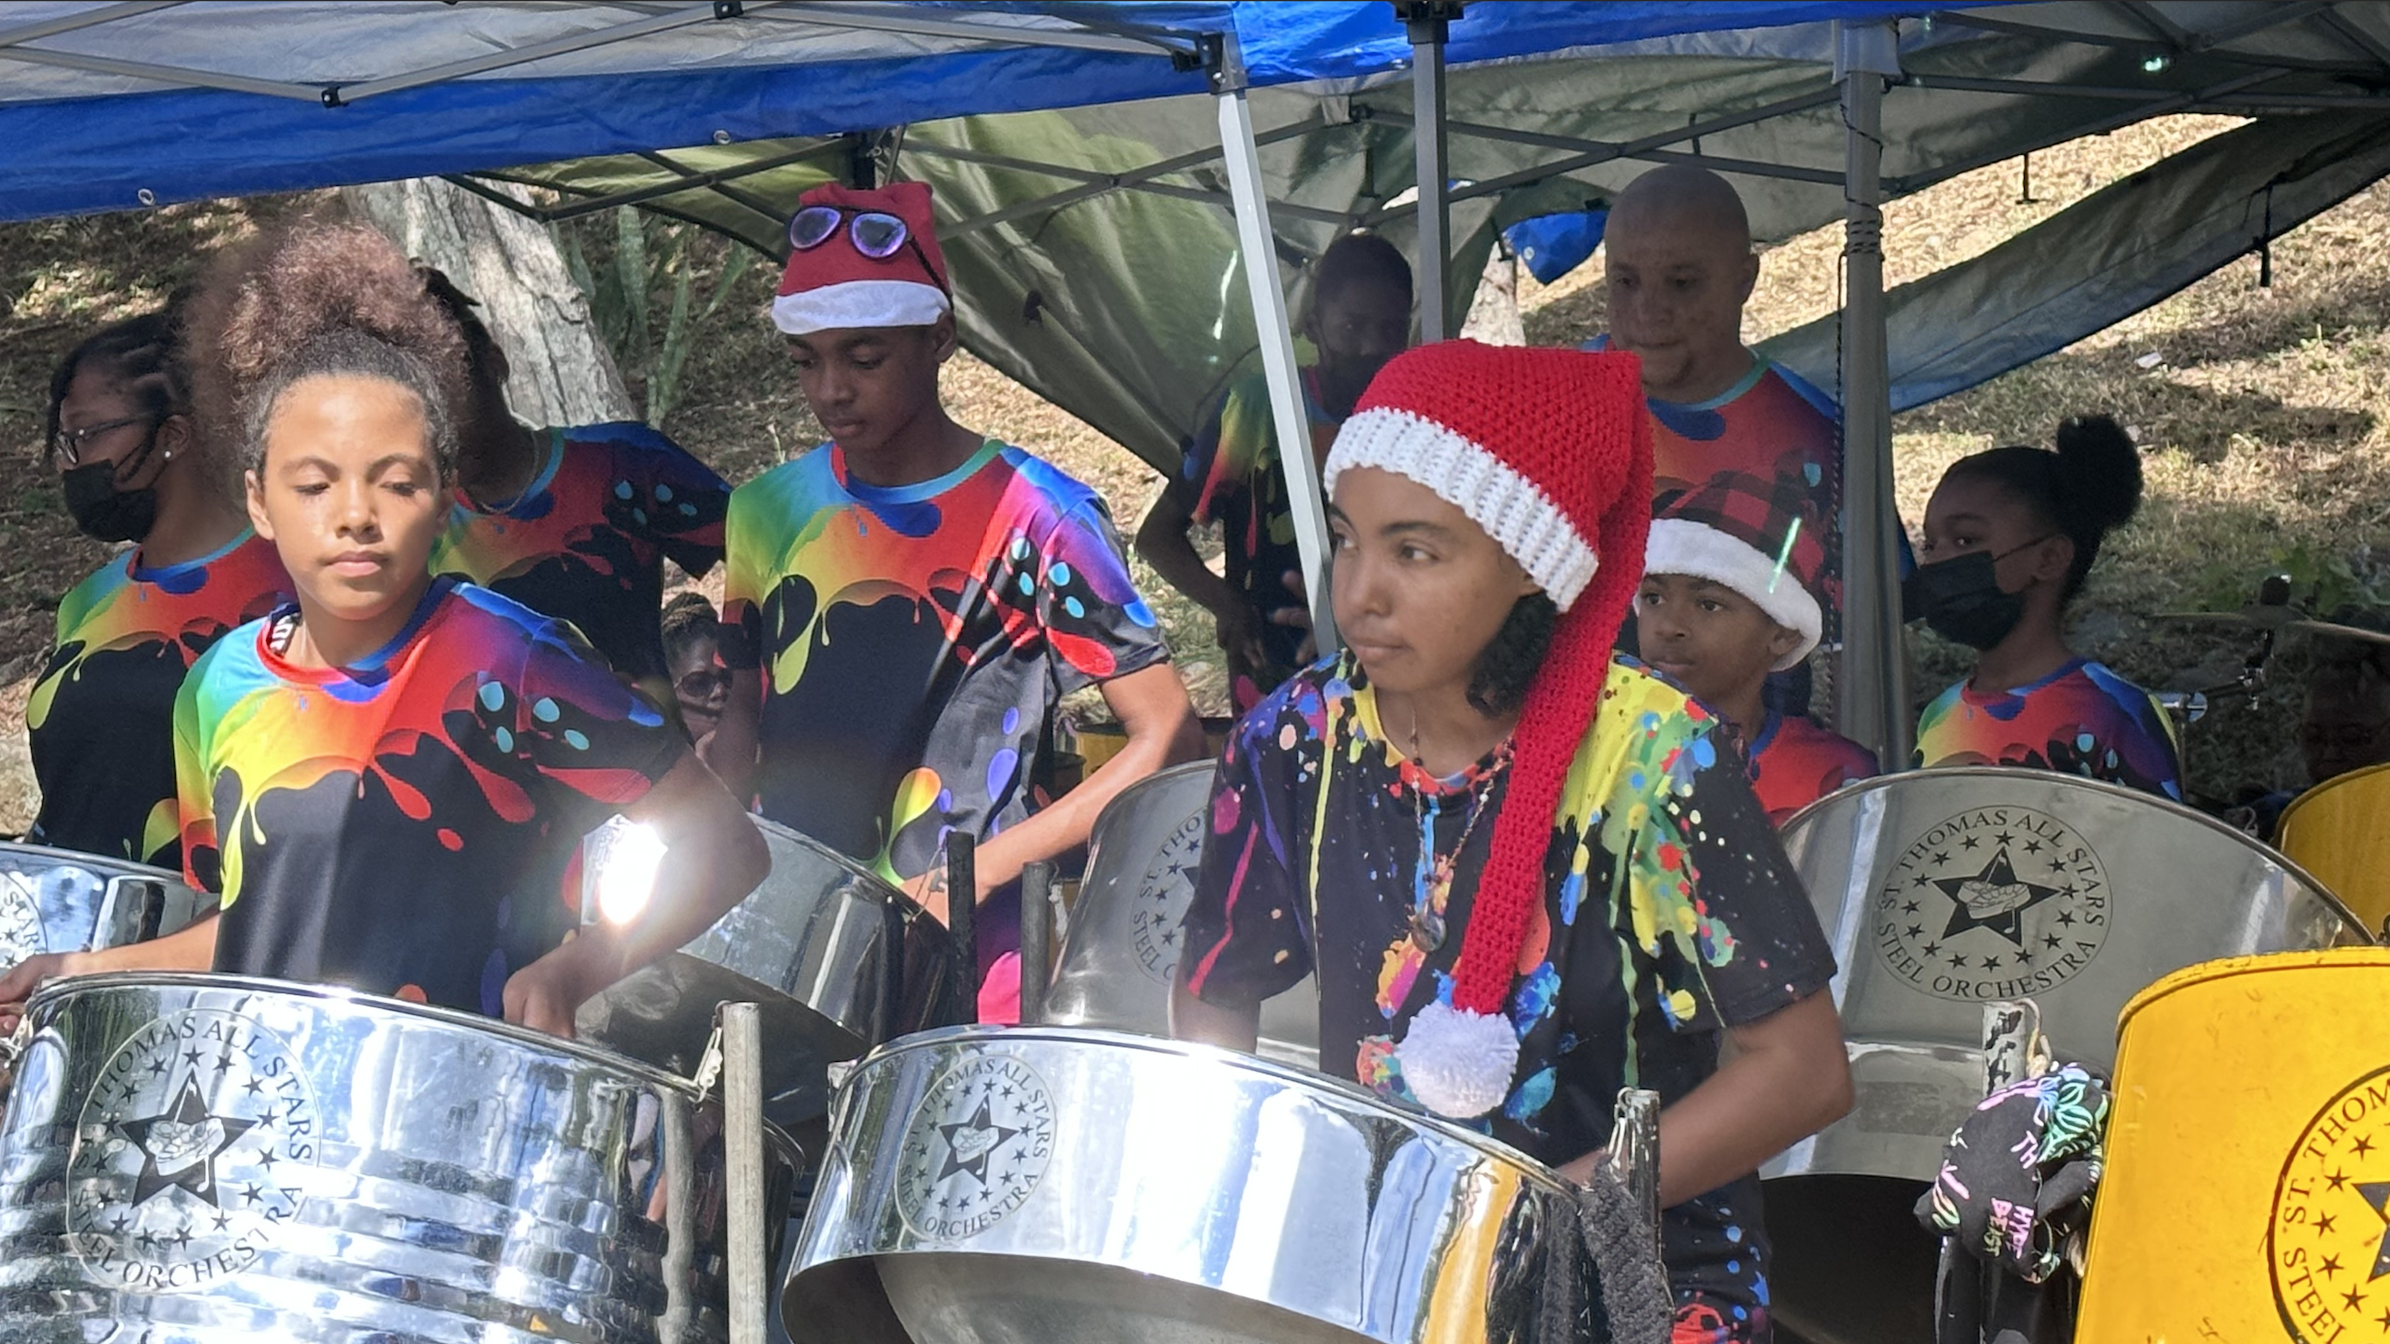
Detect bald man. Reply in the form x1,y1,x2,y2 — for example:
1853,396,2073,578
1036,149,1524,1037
1598,166,1845,681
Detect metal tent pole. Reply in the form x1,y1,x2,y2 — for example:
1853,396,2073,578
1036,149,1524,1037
1836,18,1910,768
1212,32,1337,650
1399,2,1462,341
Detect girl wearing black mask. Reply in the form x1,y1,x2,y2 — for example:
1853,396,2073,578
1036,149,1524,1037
26,308,292,869
1907,414,2181,800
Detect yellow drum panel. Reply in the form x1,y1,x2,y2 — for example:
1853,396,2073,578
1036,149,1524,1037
2278,762,2390,940
2078,949,2390,1341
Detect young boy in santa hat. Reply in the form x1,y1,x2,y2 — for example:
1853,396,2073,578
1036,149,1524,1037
1638,470,1878,826
1173,342,1850,1342
702,181,1202,1021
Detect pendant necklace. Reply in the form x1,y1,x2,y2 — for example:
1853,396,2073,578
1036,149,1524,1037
1398,701,1513,953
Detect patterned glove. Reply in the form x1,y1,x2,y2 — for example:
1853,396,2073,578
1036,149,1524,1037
1915,1063,2111,1283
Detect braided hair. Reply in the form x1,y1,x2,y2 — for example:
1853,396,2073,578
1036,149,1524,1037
43,303,190,462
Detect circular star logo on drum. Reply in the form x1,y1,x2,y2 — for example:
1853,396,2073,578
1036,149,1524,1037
0,870,51,967
2271,1066,2390,1341
894,1054,1055,1241
1871,806,2109,1002
1129,811,1205,983
66,1009,317,1292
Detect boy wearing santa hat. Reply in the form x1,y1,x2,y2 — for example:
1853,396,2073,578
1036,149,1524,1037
1638,470,1878,826
1174,342,1850,1342
703,181,1202,1020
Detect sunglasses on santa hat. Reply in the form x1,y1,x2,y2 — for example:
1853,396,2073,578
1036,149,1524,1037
787,205,944,286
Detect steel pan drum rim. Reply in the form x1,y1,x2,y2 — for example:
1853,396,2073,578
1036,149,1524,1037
2115,946,2390,1031
1085,759,1217,836
2276,757,2390,834
0,840,188,885
1780,766,2370,940
750,815,939,928
835,1022,1575,1195
30,971,725,1100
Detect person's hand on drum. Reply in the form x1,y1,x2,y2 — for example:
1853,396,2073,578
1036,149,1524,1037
501,953,585,1040
902,863,986,929
0,952,84,1036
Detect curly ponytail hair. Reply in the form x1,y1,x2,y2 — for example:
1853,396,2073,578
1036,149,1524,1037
1946,414,2143,599
186,221,469,482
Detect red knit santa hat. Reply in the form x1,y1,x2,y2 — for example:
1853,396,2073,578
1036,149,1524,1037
1323,340,1651,1119
772,181,951,335
1645,468,1827,670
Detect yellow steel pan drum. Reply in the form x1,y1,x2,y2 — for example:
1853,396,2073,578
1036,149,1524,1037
2077,948,2390,1338
2276,762,2390,938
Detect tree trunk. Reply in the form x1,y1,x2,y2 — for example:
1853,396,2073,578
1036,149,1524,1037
1461,248,1525,347
342,178,637,427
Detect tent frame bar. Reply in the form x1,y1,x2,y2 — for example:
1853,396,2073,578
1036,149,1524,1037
0,0,1199,111
1211,30,1337,649
944,115,1329,237
1902,70,2390,111
744,3,1193,59
0,0,178,50
901,138,1357,225
339,3,795,104
1360,86,1841,223
1932,4,2365,77
468,137,858,223
1886,65,2282,195
1370,108,1848,187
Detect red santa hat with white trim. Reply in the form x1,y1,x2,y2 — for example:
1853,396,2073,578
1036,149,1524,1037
1645,468,1827,671
1322,340,1651,1120
771,180,952,335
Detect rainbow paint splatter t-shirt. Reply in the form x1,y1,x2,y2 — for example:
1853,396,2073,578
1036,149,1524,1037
722,439,1168,891
174,578,685,1015
1914,658,2183,801
1746,709,1879,827
28,531,291,870
430,423,729,682
1173,365,1340,710
1180,652,1834,1325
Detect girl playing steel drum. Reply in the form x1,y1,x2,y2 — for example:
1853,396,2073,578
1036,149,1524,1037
3,222,766,1037
1173,341,1852,1344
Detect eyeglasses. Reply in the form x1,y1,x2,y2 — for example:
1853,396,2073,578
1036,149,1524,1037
787,204,943,285
47,414,157,467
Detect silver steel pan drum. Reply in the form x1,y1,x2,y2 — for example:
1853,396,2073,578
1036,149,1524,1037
0,841,212,967
1043,763,1317,1065
1771,766,2362,1184
577,817,954,1130
786,1025,1625,1344
0,972,800,1343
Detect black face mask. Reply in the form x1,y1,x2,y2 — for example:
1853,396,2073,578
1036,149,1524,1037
1902,538,2053,651
60,436,161,544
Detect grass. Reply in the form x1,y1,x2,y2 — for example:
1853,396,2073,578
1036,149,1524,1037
0,112,2380,824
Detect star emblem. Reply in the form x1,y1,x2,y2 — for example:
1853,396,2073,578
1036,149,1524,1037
2358,1182,2390,1280
113,1076,255,1210
935,1097,1020,1188
1934,848,2066,946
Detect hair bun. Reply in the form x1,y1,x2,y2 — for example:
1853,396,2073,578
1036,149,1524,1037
2052,413,2143,533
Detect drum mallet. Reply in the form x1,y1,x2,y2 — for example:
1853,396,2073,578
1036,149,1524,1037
1018,861,1055,1026
945,834,978,1024
721,1001,767,1344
